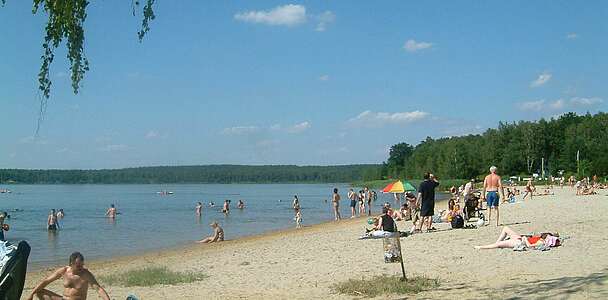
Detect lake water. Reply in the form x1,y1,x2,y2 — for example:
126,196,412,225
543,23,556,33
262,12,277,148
0,184,448,270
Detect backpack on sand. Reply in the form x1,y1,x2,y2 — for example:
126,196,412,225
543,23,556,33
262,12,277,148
451,215,464,229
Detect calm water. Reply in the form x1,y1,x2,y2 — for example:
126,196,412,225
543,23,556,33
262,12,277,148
0,184,433,269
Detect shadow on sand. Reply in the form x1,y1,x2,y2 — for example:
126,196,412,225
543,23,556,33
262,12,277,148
497,270,608,300
500,221,531,226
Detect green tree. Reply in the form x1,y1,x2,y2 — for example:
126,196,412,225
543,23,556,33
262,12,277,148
386,142,414,178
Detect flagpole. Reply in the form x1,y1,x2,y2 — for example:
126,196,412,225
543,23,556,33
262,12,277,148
576,150,580,178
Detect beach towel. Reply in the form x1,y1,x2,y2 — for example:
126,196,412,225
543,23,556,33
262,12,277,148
359,231,407,240
513,240,527,251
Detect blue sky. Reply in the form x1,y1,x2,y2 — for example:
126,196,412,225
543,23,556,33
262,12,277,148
1,1,607,169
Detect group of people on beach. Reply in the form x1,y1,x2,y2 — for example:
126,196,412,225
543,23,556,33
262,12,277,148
573,176,607,195
346,187,376,218
364,166,511,240
358,166,570,253
17,168,600,300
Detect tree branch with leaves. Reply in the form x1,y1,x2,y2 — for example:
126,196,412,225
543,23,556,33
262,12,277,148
2,0,156,99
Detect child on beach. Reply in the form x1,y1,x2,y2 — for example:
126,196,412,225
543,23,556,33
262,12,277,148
295,210,302,229
358,190,365,216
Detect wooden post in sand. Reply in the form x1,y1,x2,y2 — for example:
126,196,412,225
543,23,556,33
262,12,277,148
383,235,406,281
397,237,406,281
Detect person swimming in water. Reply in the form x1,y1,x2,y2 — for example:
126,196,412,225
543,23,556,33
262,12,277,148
237,200,245,209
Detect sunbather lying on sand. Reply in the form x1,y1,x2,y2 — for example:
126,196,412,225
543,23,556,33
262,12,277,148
580,186,597,195
475,226,560,250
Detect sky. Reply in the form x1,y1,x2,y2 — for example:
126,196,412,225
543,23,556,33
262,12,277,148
1,1,607,169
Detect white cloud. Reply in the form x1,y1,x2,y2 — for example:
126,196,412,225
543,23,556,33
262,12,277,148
256,139,280,148
566,33,578,39
100,144,129,152
145,130,159,139
56,147,78,154
549,99,565,110
518,100,546,111
235,4,306,26
318,146,349,155
315,11,335,31
530,71,552,88
18,136,48,145
570,97,603,106
518,97,603,112
286,121,311,133
94,135,113,144
348,110,429,127
319,74,329,81
221,126,260,135
403,39,433,52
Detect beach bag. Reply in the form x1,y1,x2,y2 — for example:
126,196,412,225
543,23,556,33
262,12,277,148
451,215,464,229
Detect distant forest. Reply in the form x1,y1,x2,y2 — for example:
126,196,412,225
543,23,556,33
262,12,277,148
382,112,608,180
0,165,381,184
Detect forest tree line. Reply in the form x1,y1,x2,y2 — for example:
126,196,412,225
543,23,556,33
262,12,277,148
381,112,608,181
0,165,381,184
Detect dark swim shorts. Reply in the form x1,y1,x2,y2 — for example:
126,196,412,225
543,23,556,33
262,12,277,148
350,200,357,208
486,191,499,207
48,224,57,230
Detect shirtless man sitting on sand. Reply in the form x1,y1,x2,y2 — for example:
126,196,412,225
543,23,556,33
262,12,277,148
27,252,110,300
482,166,505,226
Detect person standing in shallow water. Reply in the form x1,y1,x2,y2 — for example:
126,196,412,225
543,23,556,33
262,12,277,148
292,195,301,217
195,202,203,216
47,209,58,231
222,200,230,214
347,188,356,218
332,188,341,221
105,204,117,219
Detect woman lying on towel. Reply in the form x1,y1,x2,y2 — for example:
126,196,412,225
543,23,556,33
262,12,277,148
474,226,560,250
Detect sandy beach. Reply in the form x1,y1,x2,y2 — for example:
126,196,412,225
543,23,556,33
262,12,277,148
22,187,608,299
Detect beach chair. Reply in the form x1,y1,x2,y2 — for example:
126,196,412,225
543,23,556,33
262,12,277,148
0,241,31,300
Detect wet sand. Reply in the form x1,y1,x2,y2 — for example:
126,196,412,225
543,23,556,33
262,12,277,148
23,187,608,299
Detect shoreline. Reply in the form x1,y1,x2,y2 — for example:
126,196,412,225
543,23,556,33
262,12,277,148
24,188,607,299
26,215,373,272
26,194,452,272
